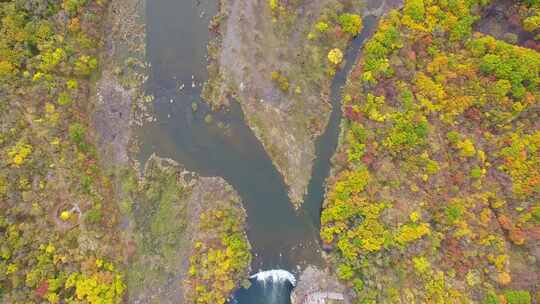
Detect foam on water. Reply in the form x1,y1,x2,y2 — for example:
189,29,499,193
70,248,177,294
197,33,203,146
250,269,297,287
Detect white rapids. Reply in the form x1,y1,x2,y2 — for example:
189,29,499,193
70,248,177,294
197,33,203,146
250,269,297,287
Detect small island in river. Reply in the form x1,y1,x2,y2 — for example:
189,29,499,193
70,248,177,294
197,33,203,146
203,0,371,207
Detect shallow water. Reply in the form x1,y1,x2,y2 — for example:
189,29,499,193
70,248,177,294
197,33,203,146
139,0,376,302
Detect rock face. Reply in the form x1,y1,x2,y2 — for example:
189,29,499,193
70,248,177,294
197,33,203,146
291,266,350,304
204,0,367,207
127,155,251,303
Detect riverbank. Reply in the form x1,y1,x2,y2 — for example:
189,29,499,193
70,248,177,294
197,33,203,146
93,0,149,168
94,0,254,302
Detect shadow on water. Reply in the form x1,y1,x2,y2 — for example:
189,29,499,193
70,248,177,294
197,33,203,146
139,0,376,303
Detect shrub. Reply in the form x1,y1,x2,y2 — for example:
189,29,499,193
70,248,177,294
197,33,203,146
533,207,540,222
69,123,89,151
315,21,329,32
57,92,72,106
457,139,476,158
7,141,33,167
413,256,430,274
337,263,354,280
270,70,290,92
483,292,501,304
85,207,102,224
470,166,482,179
338,13,363,35
404,0,425,22
504,290,531,304
328,48,344,65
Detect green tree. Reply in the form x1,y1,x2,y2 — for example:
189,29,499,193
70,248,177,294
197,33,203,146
404,0,425,22
338,13,363,35
504,290,531,304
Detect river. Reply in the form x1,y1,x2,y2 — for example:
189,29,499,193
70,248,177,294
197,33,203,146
138,0,376,302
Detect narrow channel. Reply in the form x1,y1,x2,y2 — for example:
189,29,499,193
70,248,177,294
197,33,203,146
138,0,377,303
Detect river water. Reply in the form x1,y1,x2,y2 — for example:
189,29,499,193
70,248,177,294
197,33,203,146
139,0,376,302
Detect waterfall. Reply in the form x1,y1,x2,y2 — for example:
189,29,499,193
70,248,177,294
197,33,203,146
250,269,297,287
232,270,296,303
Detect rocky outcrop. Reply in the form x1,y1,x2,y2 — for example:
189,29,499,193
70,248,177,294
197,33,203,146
291,266,350,304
